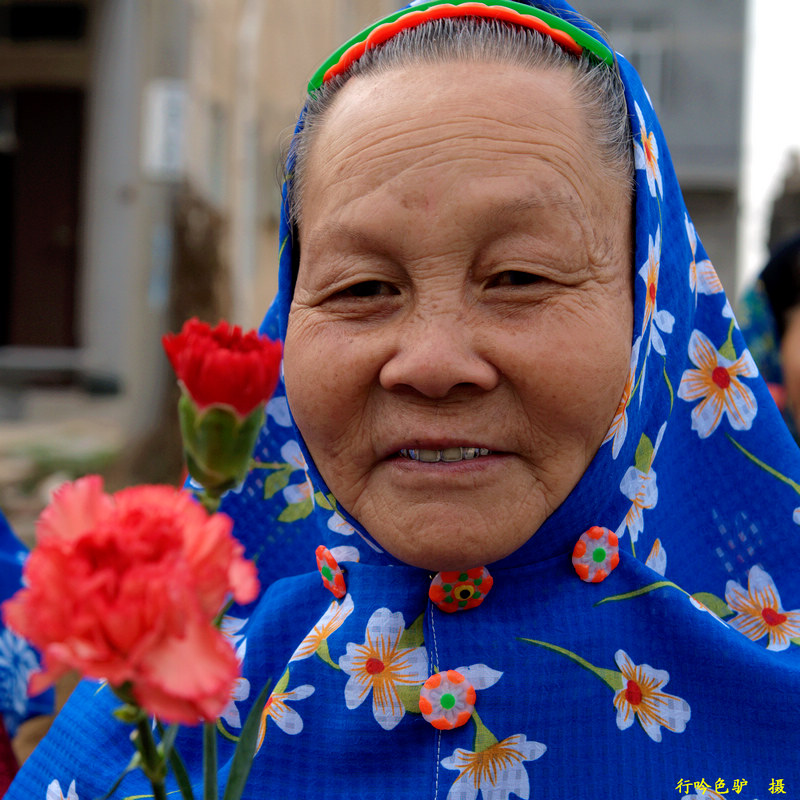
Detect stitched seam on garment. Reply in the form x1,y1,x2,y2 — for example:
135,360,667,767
429,605,442,800
429,603,440,671
434,727,442,800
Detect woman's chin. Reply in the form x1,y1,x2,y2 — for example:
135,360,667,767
368,519,539,572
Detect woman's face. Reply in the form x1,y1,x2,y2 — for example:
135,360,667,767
284,61,633,571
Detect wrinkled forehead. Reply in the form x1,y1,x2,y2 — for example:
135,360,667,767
278,3,635,320
291,53,636,293
307,63,590,189
293,62,632,287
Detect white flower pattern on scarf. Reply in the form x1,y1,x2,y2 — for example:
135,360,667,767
339,608,428,730
678,330,758,438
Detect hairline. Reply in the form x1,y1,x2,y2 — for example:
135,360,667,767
287,18,634,248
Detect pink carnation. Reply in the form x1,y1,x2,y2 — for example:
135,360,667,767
3,476,259,724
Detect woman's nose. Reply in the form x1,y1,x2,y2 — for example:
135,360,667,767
378,312,500,398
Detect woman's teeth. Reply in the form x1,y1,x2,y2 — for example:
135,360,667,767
398,447,491,463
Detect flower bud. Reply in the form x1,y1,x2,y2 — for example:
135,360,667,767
179,393,265,495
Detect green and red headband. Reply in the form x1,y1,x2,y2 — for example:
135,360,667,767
308,0,615,92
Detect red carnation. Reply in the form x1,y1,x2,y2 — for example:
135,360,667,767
163,319,283,499
2,476,259,725
162,318,282,418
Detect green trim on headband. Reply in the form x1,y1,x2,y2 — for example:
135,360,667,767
308,0,614,92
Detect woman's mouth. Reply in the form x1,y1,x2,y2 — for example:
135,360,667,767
398,447,491,463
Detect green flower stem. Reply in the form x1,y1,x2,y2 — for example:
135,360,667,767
156,722,196,800
222,678,273,800
662,356,674,411
518,637,623,692
179,396,265,497
203,721,218,800
217,718,240,743
594,580,683,607
200,492,222,514
631,369,643,405
134,717,169,800
726,434,800,495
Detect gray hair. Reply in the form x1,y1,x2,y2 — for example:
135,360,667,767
287,16,633,228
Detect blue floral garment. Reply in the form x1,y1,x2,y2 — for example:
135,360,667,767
0,510,52,736
8,2,800,799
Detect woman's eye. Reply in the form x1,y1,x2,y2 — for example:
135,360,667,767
339,280,398,298
487,271,542,288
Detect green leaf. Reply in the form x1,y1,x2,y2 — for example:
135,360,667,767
691,592,733,618
156,722,196,800
222,679,273,800
167,750,196,800
157,723,180,762
593,668,624,692
315,639,340,670
111,703,143,724
277,497,314,523
634,433,654,473
719,342,736,361
472,710,499,753
212,597,235,629
719,319,737,361
273,667,290,695
397,613,425,649
791,638,800,647
395,683,422,714
203,722,218,800
262,466,291,499
314,491,336,511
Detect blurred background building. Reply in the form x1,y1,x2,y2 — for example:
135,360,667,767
1,0,798,544
0,0,394,431
0,0,397,539
582,0,746,294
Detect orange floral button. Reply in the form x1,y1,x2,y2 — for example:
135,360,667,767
419,669,476,730
572,526,619,583
429,567,493,613
315,545,346,598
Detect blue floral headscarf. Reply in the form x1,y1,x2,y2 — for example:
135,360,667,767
0,510,52,738
9,2,800,798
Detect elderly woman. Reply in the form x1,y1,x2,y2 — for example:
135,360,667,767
8,1,800,798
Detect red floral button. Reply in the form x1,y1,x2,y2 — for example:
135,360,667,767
429,567,493,613
419,669,475,730
315,545,346,598
572,526,619,583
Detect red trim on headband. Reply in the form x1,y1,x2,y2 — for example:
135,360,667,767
322,2,583,84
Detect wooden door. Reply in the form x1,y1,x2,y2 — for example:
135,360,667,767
1,87,84,347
